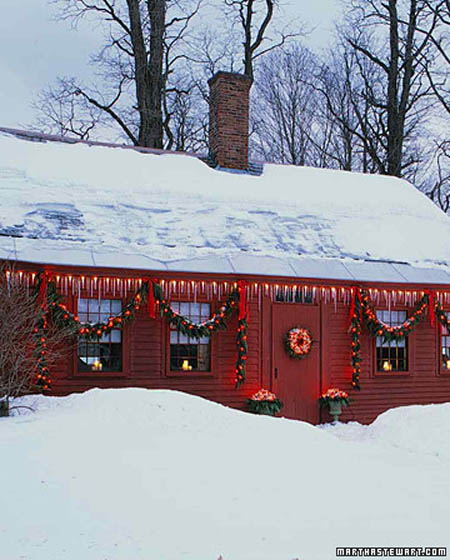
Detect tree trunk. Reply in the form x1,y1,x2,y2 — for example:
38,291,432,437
386,0,402,176
0,399,9,417
127,0,165,149
147,0,166,149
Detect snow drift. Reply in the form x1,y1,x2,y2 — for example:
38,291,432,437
1,388,449,560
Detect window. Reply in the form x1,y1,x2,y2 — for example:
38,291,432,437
441,312,450,371
170,302,211,372
77,298,122,372
376,310,408,372
275,287,313,303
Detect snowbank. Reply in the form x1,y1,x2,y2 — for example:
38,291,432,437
1,131,450,270
324,402,450,461
1,388,449,560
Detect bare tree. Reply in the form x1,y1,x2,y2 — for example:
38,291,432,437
251,45,318,165
337,0,442,178
311,46,365,172
424,140,450,212
34,0,203,148
422,0,450,114
224,0,298,80
0,265,73,417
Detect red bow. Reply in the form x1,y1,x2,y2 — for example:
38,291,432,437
143,278,157,319
37,270,49,306
426,290,436,327
348,287,360,329
238,280,249,321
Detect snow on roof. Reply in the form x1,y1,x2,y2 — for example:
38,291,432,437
1,128,450,284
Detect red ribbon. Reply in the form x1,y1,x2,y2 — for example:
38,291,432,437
37,271,48,306
348,287,360,329
143,278,156,319
238,280,248,321
426,290,436,327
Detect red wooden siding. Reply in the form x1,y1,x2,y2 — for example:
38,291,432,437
322,301,450,424
13,261,449,425
51,295,262,412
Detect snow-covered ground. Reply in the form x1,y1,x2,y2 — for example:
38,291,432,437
1,389,449,560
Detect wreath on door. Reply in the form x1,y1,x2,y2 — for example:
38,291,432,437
285,326,313,359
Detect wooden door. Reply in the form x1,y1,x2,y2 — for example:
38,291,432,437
272,304,321,423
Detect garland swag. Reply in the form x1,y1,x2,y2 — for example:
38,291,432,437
436,301,450,334
34,274,249,391
349,288,439,390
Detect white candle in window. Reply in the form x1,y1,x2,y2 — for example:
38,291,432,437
92,359,103,371
383,361,392,372
182,360,190,371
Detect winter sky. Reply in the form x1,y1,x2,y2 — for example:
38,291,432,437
0,0,340,131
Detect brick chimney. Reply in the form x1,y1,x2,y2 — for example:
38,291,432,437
208,71,252,171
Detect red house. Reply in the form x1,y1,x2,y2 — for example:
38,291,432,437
1,71,450,424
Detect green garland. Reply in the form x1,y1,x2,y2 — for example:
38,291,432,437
153,282,239,337
349,292,362,389
361,291,429,342
350,289,430,389
33,275,248,390
436,301,450,333
235,316,248,388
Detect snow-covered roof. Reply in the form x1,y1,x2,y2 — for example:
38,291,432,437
1,128,450,285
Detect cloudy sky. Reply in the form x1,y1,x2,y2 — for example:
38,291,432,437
0,0,340,131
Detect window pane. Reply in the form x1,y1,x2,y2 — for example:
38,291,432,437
77,298,122,373
442,315,450,370
180,302,189,315
376,309,408,372
200,303,211,320
110,330,121,343
111,300,122,314
169,300,211,372
78,299,88,312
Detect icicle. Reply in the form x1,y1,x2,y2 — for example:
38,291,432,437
332,287,337,312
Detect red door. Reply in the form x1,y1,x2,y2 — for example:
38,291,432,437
272,303,321,423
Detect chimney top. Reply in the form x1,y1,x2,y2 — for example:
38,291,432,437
208,71,252,171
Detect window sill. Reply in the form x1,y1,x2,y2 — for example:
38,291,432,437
374,370,411,378
438,369,450,377
166,370,214,379
73,370,127,378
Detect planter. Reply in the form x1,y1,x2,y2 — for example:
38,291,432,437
247,389,283,417
328,400,342,423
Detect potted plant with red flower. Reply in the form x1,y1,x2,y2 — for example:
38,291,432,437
319,388,350,423
247,388,283,416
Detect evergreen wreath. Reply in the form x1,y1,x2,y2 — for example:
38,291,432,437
285,326,313,359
